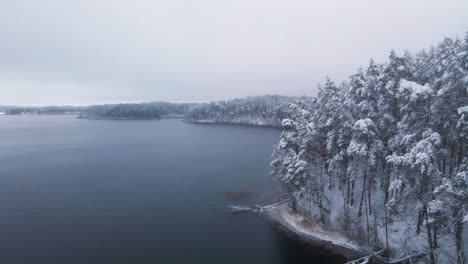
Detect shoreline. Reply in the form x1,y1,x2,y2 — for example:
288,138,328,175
184,120,283,129
77,116,161,120
257,204,370,261
160,115,185,119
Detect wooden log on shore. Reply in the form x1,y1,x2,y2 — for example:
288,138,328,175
228,200,288,214
228,205,254,214
387,252,426,264
345,250,384,264
347,250,426,264
345,255,371,264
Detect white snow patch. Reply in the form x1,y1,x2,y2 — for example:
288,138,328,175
399,80,431,95
389,179,403,192
458,106,468,115
352,118,374,132
276,205,360,249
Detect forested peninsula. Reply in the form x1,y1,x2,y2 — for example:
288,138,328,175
185,95,300,127
196,34,468,264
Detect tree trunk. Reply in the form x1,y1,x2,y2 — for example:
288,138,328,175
443,157,446,176
454,212,465,264
374,211,379,248
350,180,356,206
358,171,367,218
318,192,326,225
383,161,390,204
368,178,372,215
449,147,455,175
458,138,464,166
385,206,389,253
347,178,351,205
424,205,436,264
365,192,370,245
416,208,423,234
343,191,349,233
442,138,447,175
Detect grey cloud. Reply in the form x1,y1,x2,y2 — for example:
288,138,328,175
0,0,467,105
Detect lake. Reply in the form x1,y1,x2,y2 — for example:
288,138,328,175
0,115,344,264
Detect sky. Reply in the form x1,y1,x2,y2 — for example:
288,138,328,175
0,0,467,106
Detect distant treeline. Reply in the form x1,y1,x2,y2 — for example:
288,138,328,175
1,97,301,123
2,102,198,119
78,102,197,119
2,106,85,115
185,95,303,127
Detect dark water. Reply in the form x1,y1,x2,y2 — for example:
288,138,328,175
0,115,344,264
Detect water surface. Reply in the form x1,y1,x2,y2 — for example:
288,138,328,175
0,116,344,264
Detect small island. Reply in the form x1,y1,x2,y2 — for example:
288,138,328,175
77,104,162,120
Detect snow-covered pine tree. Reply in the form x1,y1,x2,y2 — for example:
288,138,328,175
270,32,468,263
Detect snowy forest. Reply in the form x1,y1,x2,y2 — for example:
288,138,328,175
3,106,84,115
185,95,300,127
270,34,468,263
1,102,197,118
77,102,197,119
185,33,467,263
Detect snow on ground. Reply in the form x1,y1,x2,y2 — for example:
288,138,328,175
271,204,362,251
186,118,281,127
458,106,468,114
265,203,459,263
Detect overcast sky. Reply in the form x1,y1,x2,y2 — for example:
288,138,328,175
0,0,467,106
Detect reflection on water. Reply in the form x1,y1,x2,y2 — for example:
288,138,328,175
224,191,260,203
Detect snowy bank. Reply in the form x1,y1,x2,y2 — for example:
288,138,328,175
258,203,370,260
184,119,282,128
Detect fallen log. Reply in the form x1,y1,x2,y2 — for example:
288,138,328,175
228,205,253,214
260,200,289,210
388,252,426,264
228,200,288,214
342,247,425,264
345,250,384,264
345,255,370,264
